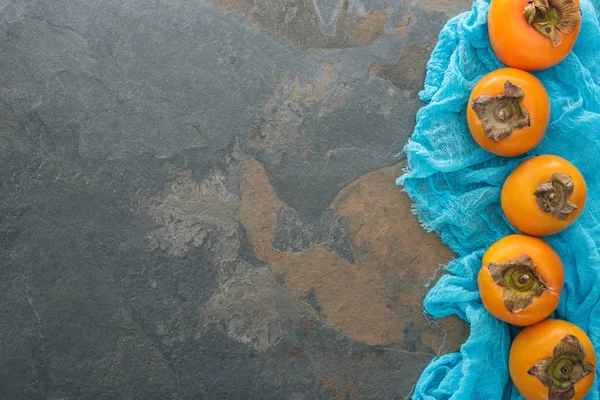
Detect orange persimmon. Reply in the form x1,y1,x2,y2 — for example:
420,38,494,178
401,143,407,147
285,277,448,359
510,319,596,400
502,155,587,236
467,68,550,157
478,235,564,326
489,0,582,71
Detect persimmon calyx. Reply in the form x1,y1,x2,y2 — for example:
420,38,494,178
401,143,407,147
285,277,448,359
472,81,530,142
528,335,595,400
487,255,549,313
524,0,582,48
535,173,578,219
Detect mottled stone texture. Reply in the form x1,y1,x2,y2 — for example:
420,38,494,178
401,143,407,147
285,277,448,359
0,0,471,398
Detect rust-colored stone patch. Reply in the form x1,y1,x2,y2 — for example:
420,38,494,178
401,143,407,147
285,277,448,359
285,347,305,361
240,157,469,352
203,0,390,50
345,376,359,395
300,318,322,338
395,11,412,36
349,10,389,46
321,374,363,400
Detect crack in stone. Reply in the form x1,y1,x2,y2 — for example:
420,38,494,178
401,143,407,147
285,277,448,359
21,273,43,339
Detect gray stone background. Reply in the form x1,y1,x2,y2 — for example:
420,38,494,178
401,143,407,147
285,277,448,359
0,0,472,398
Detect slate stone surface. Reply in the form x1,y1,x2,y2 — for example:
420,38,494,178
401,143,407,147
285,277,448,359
0,0,471,398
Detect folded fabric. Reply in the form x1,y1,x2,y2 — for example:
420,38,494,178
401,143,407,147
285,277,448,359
399,1,600,398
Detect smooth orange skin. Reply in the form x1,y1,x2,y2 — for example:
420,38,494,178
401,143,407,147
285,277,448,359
478,235,564,326
467,68,550,157
489,0,581,71
510,319,596,400
502,155,587,237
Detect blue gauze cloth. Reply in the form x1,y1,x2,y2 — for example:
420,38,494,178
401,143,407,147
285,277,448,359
399,0,600,399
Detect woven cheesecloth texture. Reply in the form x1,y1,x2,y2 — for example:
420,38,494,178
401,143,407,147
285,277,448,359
399,0,600,398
